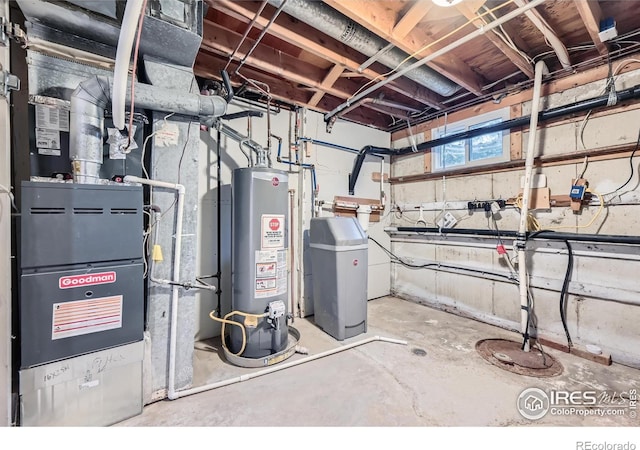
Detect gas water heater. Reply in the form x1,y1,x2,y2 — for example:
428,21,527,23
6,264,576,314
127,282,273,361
230,167,289,358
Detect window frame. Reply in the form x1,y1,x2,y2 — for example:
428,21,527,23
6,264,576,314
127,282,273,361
431,108,511,172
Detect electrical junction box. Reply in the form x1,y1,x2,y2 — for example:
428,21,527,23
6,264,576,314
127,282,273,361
599,18,618,42
437,212,458,229
570,184,586,200
570,178,588,213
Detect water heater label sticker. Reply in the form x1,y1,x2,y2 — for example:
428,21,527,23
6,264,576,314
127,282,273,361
261,214,285,249
256,250,278,263
35,128,61,149
255,278,277,298
51,295,123,340
276,250,287,295
35,104,69,131
255,250,279,298
256,262,277,278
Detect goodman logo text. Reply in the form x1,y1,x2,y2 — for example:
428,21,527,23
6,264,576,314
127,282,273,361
59,272,117,289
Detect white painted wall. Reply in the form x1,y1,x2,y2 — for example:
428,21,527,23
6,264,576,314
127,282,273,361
196,104,391,339
0,0,12,426
390,68,640,368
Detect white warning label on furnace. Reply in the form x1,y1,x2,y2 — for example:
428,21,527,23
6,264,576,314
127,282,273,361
52,295,123,340
261,214,285,249
255,250,287,298
35,128,61,149
35,104,70,132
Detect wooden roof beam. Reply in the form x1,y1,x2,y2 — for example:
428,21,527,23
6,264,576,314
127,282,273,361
210,0,445,110
573,0,609,56
323,0,485,96
455,3,534,78
514,0,571,69
392,1,434,39
201,23,405,119
309,64,344,107
195,52,392,130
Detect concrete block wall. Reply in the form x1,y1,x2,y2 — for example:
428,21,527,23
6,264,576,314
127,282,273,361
389,67,640,368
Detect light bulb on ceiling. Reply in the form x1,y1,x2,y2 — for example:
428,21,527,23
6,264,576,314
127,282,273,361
432,0,464,7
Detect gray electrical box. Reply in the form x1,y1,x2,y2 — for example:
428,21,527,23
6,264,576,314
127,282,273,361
309,217,368,341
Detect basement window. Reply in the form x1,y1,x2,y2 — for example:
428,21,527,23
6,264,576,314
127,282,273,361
432,109,510,171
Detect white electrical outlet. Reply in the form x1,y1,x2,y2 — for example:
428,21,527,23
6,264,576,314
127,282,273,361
437,212,457,229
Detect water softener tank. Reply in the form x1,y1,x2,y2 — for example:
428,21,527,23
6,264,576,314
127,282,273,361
230,167,289,358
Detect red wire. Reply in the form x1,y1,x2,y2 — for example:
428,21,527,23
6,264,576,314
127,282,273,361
127,0,148,149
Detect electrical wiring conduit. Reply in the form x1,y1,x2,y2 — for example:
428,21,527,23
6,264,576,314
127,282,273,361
122,175,187,401
168,335,408,400
112,0,145,130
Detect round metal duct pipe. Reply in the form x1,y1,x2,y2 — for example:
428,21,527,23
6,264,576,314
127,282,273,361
267,0,461,97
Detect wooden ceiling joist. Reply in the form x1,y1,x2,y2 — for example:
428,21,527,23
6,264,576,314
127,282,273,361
203,22,370,107
195,51,392,129
211,0,446,110
455,3,534,78
392,1,434,40
203,21,425,119
308,65,344,107
513,0,571,69
573,0,609,56
322,0,486,96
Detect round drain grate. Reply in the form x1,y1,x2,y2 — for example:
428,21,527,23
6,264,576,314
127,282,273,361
476,339,563,377
412,348,427,357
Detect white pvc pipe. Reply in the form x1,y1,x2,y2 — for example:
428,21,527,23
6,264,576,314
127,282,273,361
124,175,185,399
514,0,571,70
113,0,145,130
170,335,408,399
518,60,546,352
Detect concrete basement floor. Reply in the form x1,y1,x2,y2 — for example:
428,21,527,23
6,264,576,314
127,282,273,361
116,296,639,427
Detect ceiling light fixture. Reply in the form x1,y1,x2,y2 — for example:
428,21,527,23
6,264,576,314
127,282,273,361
432,0,464,7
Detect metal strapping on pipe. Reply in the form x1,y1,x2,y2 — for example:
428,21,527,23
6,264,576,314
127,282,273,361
324,0,548,124
267,0,459,97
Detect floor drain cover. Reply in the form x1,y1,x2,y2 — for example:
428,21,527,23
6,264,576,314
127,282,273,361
412,348,427,356
476,339,563,377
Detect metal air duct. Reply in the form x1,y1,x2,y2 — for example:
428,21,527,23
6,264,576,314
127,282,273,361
267,0,461,97
70,75,227,183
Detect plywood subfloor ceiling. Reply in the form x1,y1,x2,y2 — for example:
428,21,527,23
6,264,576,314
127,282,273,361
196,0,640,132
